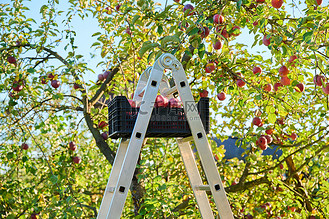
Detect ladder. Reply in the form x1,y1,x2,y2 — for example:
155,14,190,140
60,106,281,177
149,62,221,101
97,53,234,219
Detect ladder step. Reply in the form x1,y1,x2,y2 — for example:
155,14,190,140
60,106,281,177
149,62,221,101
195,185,210,191
181,136,194,143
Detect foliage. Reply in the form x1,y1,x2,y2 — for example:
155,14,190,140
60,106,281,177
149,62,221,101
0,0,328,218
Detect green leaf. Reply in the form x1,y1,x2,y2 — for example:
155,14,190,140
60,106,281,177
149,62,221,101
91,32,101,37
160,36,180,48
132,15,140,25
157,25,163,35
268,113,276,124
138,42,160,58
187,27,199,36
50,175,58,184
303,32,313,44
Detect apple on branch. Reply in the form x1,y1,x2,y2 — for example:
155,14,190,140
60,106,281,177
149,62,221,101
217,92,226,101
183,4,195,16
213,14,225,24
69,141,77,151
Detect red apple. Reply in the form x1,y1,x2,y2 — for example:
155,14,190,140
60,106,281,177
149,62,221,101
205,62,216,73
277,118,285,125
263,35,271,46
256,0,265,2
266,128,274,135
288,55,297,63
252,117,262,126
213,14,225,24
7,56,16,64
280,77,290,86
290,133,297,140
274,82,283,91
98,74,105,81
40,76,47,84
253,66,262,75
253,21,258,26
271,0,283,8
103,70,110,79
295,83,304,92
200,90,208,98
21,143,29,150
264,84,273,92
105,7,112,15
265,135,273,144
73,83,80,90
115,4,121,12
98,121,108,129
51,80,60,89
47,73,55,79
125,27,132,35
313,75,326,86
155,95,169,107
258,136,268,149
279,163,284,169
231,26,241,36
217,92,226,101
174,0,180,2
128,99,136,107
236,79,246,87
31,213,38,219
279,65,289,76
199,26,210,38
73,156,81,164
169,97,182,108
12,81,23,92
183,4,195,16
323,83,329,94
69,141,77,151
213,40,223,50
101,132,108,140
316,0,322,5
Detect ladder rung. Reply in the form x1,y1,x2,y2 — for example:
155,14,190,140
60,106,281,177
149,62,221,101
195,185,210,191
181,136,194,143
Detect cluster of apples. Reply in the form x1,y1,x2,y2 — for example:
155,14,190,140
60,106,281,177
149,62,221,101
128,95,182,108
252,116,298,150
181,3,241,55
69,141,82,164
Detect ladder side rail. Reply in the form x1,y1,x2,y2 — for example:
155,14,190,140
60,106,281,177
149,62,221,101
161,54,233,219
176,138,214,219
105,65,165,219
97,139,129,219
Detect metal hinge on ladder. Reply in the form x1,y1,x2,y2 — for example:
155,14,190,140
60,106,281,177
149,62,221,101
97,53,234,219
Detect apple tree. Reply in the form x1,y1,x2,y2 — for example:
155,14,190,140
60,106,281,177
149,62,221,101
0,0,329,218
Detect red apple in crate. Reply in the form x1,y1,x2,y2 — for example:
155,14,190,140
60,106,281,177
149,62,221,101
21,143,29,150
69,141,77,151
73,156,81,164
169,97,182,108
200,90,208,97
128,99,136,107
155,95,168,107
217,92,226,101
313,75,326,86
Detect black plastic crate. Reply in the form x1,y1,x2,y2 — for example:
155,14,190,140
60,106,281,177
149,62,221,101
108,96,209,139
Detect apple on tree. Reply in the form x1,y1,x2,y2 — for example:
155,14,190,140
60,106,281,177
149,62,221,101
231,26,241,36
73,83,80,90
51,80,60,89
263,35,271,46
199,90,208,97
264,84,273,92
115,4,121,12
7,56,16,64
199,26,210,38
103,70,110,79
21,143,29,150
252,117,263,127
280,77,290,86
271,0,283,8
69,141,77,151
98,74,105,81
274,82,283,91
313,75,326,86
205,62,216,73
213,14,225,24
253,66,262,75
217,92,226,101
183,4,195,16
12,81,24,92
73,156,81,164
290,133,297,140
213,40,222,50
323,83,329,94
98,121,108,129
279,65,289,76
236,79,246,87
266,128,274,135
295,82,305,92
101,132,108,140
